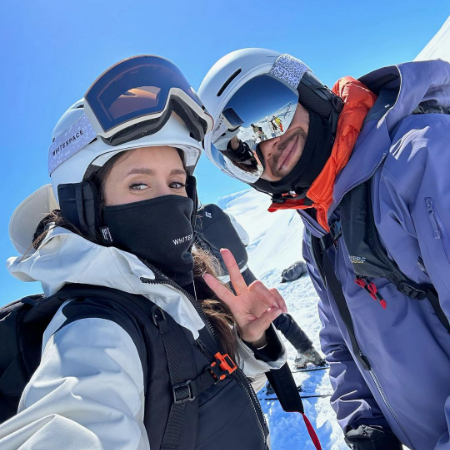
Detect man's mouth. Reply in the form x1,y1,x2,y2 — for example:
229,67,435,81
276,134,299,172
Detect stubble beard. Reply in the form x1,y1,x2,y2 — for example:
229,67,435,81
269,128,307,179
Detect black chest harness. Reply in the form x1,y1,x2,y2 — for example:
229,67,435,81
0,281,325,449
309,178,450,371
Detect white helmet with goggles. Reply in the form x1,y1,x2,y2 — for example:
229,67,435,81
10,55,213,255
198,48,342,191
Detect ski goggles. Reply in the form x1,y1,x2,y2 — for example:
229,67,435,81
211,73,302,183
84,55,213,145
48,56,214,175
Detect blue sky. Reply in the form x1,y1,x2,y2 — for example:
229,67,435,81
1,0,449,300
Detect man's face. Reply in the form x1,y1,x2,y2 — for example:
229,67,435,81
258,104,310,182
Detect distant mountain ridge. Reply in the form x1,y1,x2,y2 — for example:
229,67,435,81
415,16,450,62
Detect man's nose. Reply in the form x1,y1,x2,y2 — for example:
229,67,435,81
260,136,281,159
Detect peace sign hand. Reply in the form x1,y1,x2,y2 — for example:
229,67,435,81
203,248,288,347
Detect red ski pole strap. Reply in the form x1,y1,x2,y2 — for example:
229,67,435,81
302,413,322,450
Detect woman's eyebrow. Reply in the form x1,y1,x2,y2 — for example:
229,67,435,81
170,169,187,176
125,168,186,176
126,168,155,176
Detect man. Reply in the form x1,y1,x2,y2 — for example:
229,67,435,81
269,115,279,136
274,116,284,132
198,49,450,449
195,202,324,368
251,123,267,141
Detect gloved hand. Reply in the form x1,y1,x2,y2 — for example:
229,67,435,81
345,425,403,450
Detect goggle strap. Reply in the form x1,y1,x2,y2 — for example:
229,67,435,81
171,98,206,142
269,54,310,89
48,114,97,175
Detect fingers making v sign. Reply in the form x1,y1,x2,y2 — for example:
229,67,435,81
203,248,288,347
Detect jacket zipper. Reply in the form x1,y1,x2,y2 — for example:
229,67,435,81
425,198,441,239
369,370,415,450
140,275,268,445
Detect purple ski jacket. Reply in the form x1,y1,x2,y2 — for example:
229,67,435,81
300,59,450,450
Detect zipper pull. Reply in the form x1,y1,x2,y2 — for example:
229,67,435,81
425,198,441,239
355,276,387,309
196,339,211,358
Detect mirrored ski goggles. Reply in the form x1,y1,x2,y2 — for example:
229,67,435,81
84,55,213,145
211,74,299,183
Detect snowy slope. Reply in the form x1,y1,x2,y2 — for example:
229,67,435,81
219,189,304,276
415,16,450,62
220,189,348,450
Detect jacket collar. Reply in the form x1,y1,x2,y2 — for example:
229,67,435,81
7,227,205,338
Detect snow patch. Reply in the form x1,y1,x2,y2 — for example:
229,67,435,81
415,16,450,62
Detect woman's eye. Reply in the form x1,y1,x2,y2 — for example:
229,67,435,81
130,183,148,190
170,182,186,189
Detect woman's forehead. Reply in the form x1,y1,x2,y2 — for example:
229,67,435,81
113,146,185,173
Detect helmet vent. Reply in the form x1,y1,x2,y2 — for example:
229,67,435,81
217,69,241,97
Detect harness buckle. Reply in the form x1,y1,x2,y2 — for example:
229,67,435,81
329,221,342,243
172,380,195,404
397,281,427,300
209,352,237,382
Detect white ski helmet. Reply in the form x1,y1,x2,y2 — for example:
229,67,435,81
10,55,213,255
198,48,342,187
49,98,204,203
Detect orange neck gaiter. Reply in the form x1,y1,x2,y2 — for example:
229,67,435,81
268,77,377,231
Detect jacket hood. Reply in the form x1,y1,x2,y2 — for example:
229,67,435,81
6,226,205,337
360,59,450,132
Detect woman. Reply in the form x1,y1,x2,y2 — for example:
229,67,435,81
0,56,287,450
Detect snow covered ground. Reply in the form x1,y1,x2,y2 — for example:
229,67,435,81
219,189,348,450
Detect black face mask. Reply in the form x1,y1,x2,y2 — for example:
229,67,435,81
102,195,195,287
252,110,334,197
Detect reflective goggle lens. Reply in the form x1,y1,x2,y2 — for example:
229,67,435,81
212,74,299,182
85,55,203,133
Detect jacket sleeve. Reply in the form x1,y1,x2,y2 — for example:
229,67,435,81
227,213,250,247
302,231,391,434
0,316,149,450
235,324,287,392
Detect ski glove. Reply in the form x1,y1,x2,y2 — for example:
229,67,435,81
345,425,403,450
